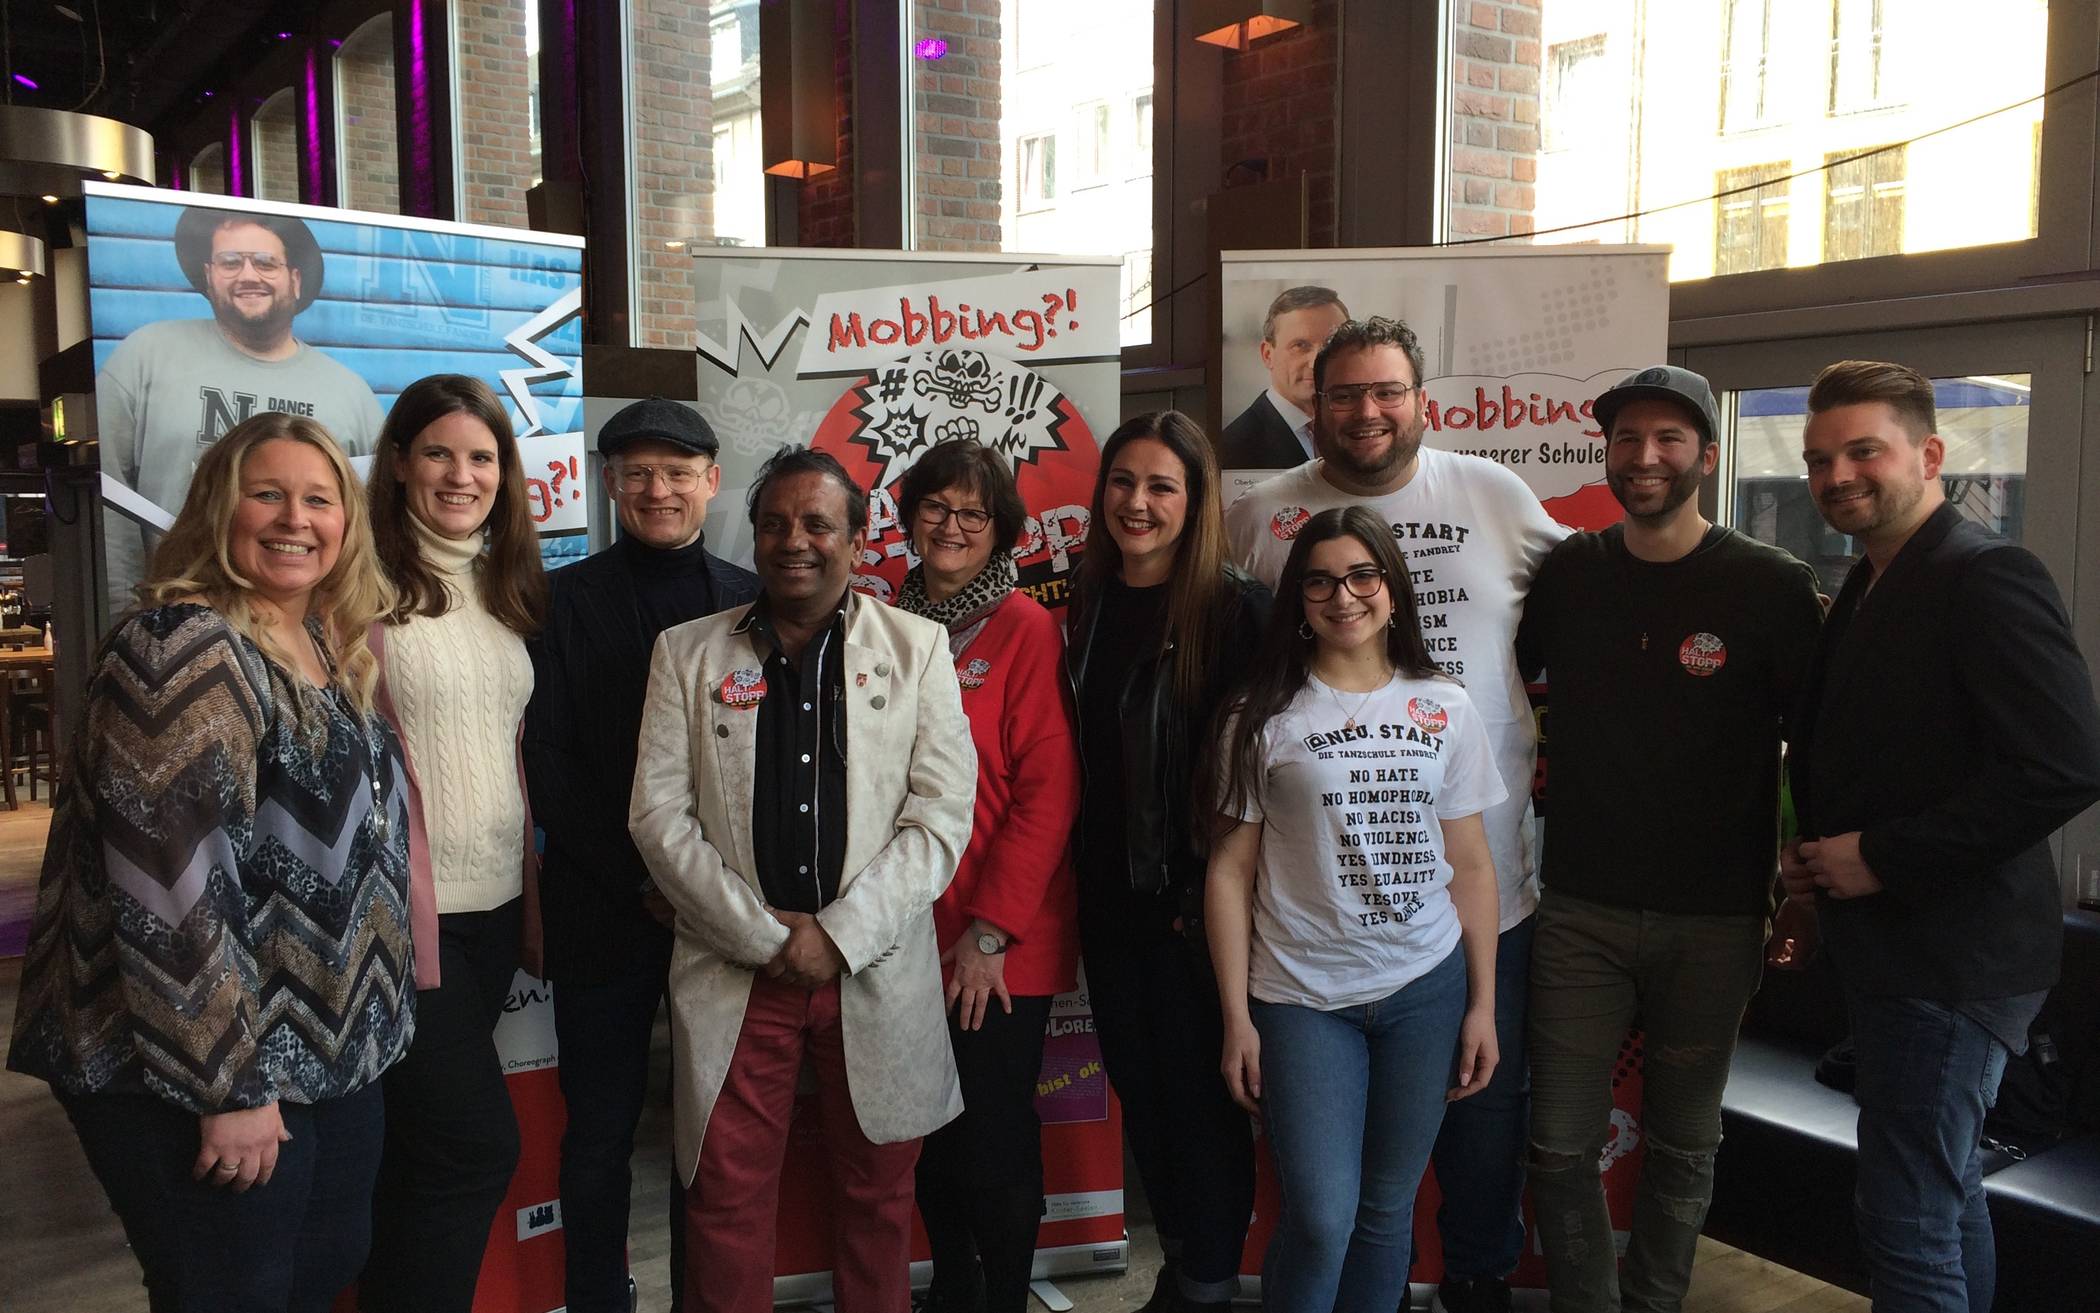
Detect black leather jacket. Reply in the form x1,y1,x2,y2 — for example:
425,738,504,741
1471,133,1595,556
1067,565,1271,900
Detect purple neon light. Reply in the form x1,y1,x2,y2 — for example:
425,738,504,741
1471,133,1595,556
11,73,37,90
304,49,323,201
913,37,947,60
227,109,247,195
406,0,434,215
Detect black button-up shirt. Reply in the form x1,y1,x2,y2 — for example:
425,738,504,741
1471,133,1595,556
746,596,849,914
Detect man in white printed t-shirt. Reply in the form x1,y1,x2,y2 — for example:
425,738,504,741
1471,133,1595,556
1223,316,1568,1313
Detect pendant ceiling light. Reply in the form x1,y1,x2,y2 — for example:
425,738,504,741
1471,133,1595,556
1193,0,1311,50
759,0,837,179
0,226,44,282
0,105,154,198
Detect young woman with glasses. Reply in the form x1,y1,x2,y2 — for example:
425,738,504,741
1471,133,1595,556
890,439,1081,1313
1203,505,1503,1313
1066,411,1270,1313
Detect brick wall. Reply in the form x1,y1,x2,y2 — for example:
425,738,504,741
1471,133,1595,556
630,0,715,346
338,19,401,215
252,105,300,203
911,0,1001,252
1446,0,1541,238
454,0,535,227
798,0,856,247
1218,0,1339,246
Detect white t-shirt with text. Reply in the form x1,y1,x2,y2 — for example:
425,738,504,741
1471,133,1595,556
1234,673,1506,1011
1224,448,1568,930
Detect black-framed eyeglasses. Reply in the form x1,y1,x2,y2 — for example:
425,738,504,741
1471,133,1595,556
917,500,991,533
1319,381,1417,412
616,463,705,492
1300,567,1387,602
207,250,288,275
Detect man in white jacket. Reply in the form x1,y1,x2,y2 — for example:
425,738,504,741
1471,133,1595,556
631,445,976,1313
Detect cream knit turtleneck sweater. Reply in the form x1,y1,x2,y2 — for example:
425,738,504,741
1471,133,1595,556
385,516,535,915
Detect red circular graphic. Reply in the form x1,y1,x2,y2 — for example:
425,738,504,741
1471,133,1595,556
1407,696,1449,734
1678,632,1727,677
720,668,768,707
1270,506,1311,541
809,349,1099,611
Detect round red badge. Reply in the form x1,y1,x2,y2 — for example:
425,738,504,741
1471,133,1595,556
1407,696,1449,734
720,668,768,707
1270,506,1311,541
1678,632,1727,677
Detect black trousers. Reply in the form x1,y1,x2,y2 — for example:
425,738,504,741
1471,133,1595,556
551,926,684,1313
61,1083,386,1313
914,993,1057,1313
361,898,524,1313
1081,921,1254,1298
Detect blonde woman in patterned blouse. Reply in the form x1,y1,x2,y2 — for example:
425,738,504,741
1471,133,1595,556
7,412,413,1313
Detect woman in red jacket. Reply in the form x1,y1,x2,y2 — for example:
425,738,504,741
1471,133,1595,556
894,439,1082,1313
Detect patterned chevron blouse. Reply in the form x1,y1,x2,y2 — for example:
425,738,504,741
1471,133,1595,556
7,603,415,1113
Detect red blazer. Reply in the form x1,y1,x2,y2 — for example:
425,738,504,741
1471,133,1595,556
935,590,1082,996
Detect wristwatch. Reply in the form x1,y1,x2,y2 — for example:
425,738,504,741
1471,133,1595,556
976,931,1009,955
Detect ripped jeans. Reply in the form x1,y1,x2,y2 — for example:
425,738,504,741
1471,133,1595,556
1525,891,1767,1313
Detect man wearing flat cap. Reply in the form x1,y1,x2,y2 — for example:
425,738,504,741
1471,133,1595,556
524,397,758,1312
97,204,384,605
1515,365,1822,1313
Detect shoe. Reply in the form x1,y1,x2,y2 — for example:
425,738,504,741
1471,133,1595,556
1432,1277,1512,1313
1137,1262,1178,1313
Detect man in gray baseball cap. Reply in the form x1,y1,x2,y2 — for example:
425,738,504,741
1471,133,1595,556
1512,363,1823,1313
527,393,757,1311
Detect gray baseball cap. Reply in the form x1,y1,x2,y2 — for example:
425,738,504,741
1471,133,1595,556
1593,366,1720,446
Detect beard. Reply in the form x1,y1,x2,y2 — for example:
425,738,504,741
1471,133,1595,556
1608,460,1704,522
211,285,297,349
1321,408,1425,485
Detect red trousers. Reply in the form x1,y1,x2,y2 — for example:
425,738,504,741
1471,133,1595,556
684,975,923,1313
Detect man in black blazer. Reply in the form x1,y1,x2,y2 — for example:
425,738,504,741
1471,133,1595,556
1217,285,1349,470
1783,360,2100,1313
525,397,761,1313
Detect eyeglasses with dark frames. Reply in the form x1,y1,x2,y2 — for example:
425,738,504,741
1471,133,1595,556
917,500,992,533
1300,566,1387,602
1319,381,1418,412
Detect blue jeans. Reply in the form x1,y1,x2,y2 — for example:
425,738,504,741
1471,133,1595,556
60,1084,386,1313
1430,913,1534,1280
1849,993,2010,1313
1253,945,1468,1313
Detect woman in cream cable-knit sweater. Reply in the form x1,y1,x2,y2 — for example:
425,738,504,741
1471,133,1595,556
358,374,548,1313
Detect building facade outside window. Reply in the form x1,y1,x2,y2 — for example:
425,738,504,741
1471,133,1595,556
338,14,401,215
453,0,539,226
251,89,299,203
1445,0,2047,280
190,142,229,196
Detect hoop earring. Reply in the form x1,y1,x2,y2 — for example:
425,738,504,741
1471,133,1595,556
1298,621,1314,640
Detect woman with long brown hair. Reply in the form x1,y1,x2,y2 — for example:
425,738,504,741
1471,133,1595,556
357,374,547,1312
1065,410,1269,1313
8,413,413,1311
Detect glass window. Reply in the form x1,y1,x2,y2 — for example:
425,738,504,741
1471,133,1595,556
1823,144,1905,262
909,0,1157,345
1443,1,2048,279
1729,374,2030,590
337,15,400,215
190,142,229,196
452,0,539,225
628,0,765,347
251,89,299,203
1715,163,1789,274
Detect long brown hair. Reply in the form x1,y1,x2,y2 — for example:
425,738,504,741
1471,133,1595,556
1206,506,1445,830
1074,410,1232,707
141,412,392,716
368,374,546,635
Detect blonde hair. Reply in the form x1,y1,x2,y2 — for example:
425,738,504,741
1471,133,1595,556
140,412,394,717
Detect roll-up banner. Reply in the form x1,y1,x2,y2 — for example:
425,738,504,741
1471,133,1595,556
688,247,1121,613
82,182,588,634
79,183,584,1313
1218,246,1670,1299
680,246,1129,1296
